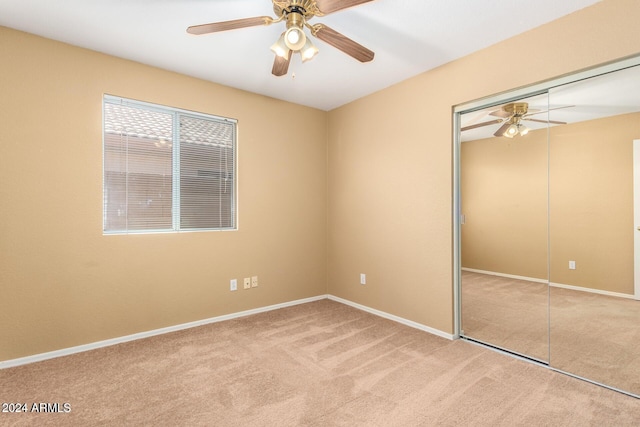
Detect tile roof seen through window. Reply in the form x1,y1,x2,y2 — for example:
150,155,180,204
180,115,233,148
104,103,233,147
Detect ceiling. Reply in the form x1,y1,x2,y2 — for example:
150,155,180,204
0,0,602,111
460,64,640,142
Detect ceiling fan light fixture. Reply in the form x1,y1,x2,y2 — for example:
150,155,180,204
300,38,319,62
504,124,518,138
270,33,290,58
284,27,306,51
518,124,530,136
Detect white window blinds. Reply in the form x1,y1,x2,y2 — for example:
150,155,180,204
103,96,236,233
179,115,235,230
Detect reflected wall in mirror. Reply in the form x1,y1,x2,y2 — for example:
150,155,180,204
460,93,550,363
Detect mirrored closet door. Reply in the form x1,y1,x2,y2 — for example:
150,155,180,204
459,92,550,363
456,57,640,397
547,65,640,395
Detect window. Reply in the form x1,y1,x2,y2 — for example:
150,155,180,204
103,96,236,233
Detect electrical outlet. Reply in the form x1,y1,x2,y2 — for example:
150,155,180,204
360,273,366,285
569,261,576,270
230,279,237,291
243,277,251,289
251,276,258,288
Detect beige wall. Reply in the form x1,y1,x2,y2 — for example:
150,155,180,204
550,113,639,293
462,113,640,294
461,127,549,280
327,0,640,334
0,27,327,361
3,0,640,361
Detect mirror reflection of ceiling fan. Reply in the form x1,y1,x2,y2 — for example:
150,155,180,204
462,102,571,138
186,0,375,77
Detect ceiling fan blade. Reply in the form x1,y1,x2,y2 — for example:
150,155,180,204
493,122,512,137
272,51,292,77
461,119,504,132
524,105,574,117
315,0,375,15
313,24,374,62
187,16,273,35
524,118,567,125
489,109,512,118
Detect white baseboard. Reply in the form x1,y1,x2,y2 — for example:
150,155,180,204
462,267,548,284
327,295,455,340
0,295,328,370
549,282,635,299
1,293,455,370
462,267,636,300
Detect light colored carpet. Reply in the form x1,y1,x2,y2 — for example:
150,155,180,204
462,270,640,397
461,271,549,362
1,299,639,426
550,287,640,395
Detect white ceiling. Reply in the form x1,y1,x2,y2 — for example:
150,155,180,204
0,0,602,111
460,64,640,142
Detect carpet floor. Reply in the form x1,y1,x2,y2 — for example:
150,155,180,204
462,270,640,396
1,299,639,426
461,271,549,362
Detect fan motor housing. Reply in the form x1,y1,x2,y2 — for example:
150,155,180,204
273,0,320,19
504,102,529,116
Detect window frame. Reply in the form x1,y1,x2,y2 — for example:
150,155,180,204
102,94,238,235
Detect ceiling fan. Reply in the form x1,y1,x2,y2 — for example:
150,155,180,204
462,102,569,138
186,0,376,77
